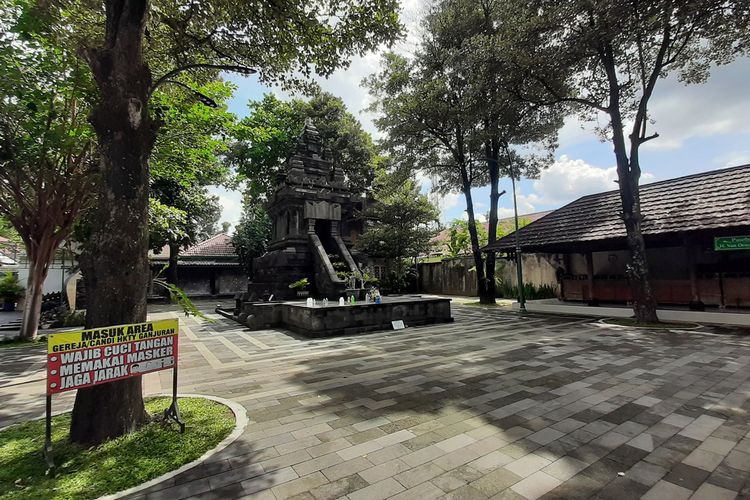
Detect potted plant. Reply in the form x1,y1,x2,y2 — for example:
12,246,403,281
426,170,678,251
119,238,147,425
288,277,310,298
0,272,24,312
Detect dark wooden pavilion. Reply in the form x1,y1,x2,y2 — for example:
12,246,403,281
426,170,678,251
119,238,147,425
483,164,750,308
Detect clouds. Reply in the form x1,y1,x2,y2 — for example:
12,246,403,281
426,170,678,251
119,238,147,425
209,185,243,232
429,191,461,223
715,150,750,168
641,61,750,151
494,155,656,217
471,212,487,223
497,194,536,219
557,59,750,151
530,156,620,206
533,155,654,207
215,7,750,232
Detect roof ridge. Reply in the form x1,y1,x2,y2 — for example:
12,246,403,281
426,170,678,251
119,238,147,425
190,232,230,246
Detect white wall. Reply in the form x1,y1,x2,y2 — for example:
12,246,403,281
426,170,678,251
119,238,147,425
16,257,75,295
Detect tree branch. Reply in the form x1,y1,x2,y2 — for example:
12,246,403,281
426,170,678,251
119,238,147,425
150,64,257,96
517,68,610,114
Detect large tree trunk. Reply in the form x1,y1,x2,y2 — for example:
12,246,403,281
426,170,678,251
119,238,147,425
483,140,501,304
18,248,53,340
167,242,179,285
608,95,658,323
70,0,156,445
461,169,490,303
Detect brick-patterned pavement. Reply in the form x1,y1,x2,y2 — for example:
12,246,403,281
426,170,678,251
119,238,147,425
1,302,749,499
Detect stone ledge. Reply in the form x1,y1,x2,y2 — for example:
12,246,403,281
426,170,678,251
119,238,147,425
236,296,453,337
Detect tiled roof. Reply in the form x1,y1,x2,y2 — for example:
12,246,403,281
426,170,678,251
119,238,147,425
484,164,750,253
182,233,237,257
152,233,238,261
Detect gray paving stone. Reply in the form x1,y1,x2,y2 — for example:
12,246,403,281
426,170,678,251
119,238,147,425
337,440,383,461
469,468,523,497
260,449,313,472
433,446,483,471
293,452,344,477
723,449,750,471
436,433,478,453
241,466,300,496
690,482,738,500
358,458,411,484
390,480,445,500
528,428,565,446
550,418,585,434
504,453,552,478
627,432,655,452
542,456,589,481
348,477,405,500
395,461,444,489
469,451,515,473
5,305,749,500
443,484,490,499
276,435,322,455
699,437,736,456
307,474,369,500
510,471,561,499
366,443,410,465
321,456,374,482
679,415,726,441
402,444,445,467
271,472,328,499
642,479,693,500
207,463,266,490
682,448,724,472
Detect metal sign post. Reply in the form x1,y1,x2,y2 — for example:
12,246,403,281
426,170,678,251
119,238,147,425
163,352,185,433
43,395,54,473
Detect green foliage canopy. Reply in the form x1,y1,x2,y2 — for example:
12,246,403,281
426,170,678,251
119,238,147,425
229,91,377,199
149,79,237,253
231,200,272,277
356,164,440,264
0,0,97,250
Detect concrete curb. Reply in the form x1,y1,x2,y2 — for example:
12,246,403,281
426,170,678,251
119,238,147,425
513,299,750,326
99,394,248,500
596,318,703,331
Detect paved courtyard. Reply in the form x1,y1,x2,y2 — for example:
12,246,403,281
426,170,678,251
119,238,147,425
1,303,750,499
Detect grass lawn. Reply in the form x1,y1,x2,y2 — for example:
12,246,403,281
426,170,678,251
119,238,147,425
0,397,235,500
0,336,47,350
602,317,700,329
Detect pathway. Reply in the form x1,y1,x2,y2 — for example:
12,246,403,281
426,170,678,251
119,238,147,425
1,303,749,499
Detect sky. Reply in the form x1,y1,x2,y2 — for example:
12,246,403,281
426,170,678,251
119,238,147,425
210,2,750,229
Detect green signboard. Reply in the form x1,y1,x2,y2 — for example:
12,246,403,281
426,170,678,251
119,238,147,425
714,236,750,251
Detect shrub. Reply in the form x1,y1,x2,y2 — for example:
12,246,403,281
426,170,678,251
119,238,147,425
44,306,86,328
497,282,557,300
0,272,24,302
288,277,309,290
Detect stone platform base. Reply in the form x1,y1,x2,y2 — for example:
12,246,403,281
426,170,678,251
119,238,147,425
235,295,453,338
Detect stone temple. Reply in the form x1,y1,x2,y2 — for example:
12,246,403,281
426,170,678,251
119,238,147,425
228,121,453,337
247,120,365,300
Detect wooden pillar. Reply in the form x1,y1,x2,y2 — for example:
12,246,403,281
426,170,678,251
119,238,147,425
585,251,596,304
686,238,699,303
718,253,727,310
561,253,572,300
